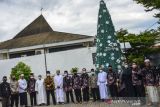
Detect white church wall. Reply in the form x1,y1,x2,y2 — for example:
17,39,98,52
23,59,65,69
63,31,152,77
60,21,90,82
46,47,96,74
0,47,96,80
0,54,46,80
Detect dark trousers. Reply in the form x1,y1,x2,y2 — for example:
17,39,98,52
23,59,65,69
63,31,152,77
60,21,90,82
91,88,100,101
30,92,37,106
133,85,146,104
66,90,74,103
46,90,56,105
11,94,19,107
82,87,89,102
108,85,118,98
133,85,145,97
2,97,9,107
19,92,28,106
74,89,82,103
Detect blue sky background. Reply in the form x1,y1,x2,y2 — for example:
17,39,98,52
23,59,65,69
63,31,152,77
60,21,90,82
0,0,159,42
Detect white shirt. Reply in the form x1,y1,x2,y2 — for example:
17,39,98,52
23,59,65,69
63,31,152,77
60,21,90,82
18,79,27,93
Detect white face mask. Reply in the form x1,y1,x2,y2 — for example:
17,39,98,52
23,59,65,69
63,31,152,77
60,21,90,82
83,70,86,73
47,74,50,76
124,64,128,68
132,64,137,69
99,70,103,72
118,70,121,73
64,73,67,76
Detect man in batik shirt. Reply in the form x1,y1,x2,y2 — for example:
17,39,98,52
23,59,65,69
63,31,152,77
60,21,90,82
131,63,145,105
27,73,37,106
72,71,82,103
44,71,56,105
81,68,90,102
142,59,159,106
89,69,100,102
63,71,74,103
107,65,118,99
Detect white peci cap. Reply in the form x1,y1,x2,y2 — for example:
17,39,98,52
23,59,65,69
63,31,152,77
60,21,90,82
20,74,24,77
144,59,150,63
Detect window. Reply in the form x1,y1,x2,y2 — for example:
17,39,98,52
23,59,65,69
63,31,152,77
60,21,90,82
48,44,84,53
35,50,44,55
9,51,35,59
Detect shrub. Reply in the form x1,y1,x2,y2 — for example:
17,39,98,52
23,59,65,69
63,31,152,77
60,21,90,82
11,62,32,80
71,67,78,74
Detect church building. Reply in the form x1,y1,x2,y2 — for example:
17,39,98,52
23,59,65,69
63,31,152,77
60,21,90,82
0,15,130,78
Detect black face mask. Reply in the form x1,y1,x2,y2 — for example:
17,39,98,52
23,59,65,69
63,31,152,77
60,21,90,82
3,78,7,82
109,68,112,71
12,78,16,80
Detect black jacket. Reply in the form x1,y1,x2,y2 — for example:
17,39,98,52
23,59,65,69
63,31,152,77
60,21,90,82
0,82,11,98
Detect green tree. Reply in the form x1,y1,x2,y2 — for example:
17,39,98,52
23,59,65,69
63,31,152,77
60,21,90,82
96,0,124,71
116,29,160,64
134,0,160,22
11,62,32,80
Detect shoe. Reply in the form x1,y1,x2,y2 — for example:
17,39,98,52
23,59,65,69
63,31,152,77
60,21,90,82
147,103,152,106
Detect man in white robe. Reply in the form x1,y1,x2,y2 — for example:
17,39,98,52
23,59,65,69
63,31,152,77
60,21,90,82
35,75,47,106
97,68,108,101
54,70,64,104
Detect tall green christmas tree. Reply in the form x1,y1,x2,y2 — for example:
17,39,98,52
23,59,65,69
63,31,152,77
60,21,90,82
96,0,124,71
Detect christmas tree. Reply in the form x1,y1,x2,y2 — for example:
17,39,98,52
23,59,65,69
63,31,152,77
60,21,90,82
96,0,124,71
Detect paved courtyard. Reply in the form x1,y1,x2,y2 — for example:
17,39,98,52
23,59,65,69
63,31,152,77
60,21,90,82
0,100,149,107
0,94,158,107
39,102,145,107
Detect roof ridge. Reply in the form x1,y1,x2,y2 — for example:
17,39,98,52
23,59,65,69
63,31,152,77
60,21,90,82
53,30,92,37
13,14,53,39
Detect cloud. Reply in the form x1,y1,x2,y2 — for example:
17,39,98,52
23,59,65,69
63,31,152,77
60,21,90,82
0,0,158,42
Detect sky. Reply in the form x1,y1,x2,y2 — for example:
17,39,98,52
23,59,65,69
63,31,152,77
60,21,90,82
0,0,159,42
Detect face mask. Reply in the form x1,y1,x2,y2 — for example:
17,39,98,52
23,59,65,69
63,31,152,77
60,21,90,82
145,63,150,67
99,70,103,72
12,77,16,80
3,78,7,82
92,73,95,76
83,70,86,73
118,70,121,73
109,68,112,71
64,73,67,76
132,64,137,69
124,64,128,68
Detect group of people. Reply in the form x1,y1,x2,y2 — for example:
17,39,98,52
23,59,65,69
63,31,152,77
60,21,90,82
0,59,159,107
119,59,160,106
0,68,100,107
